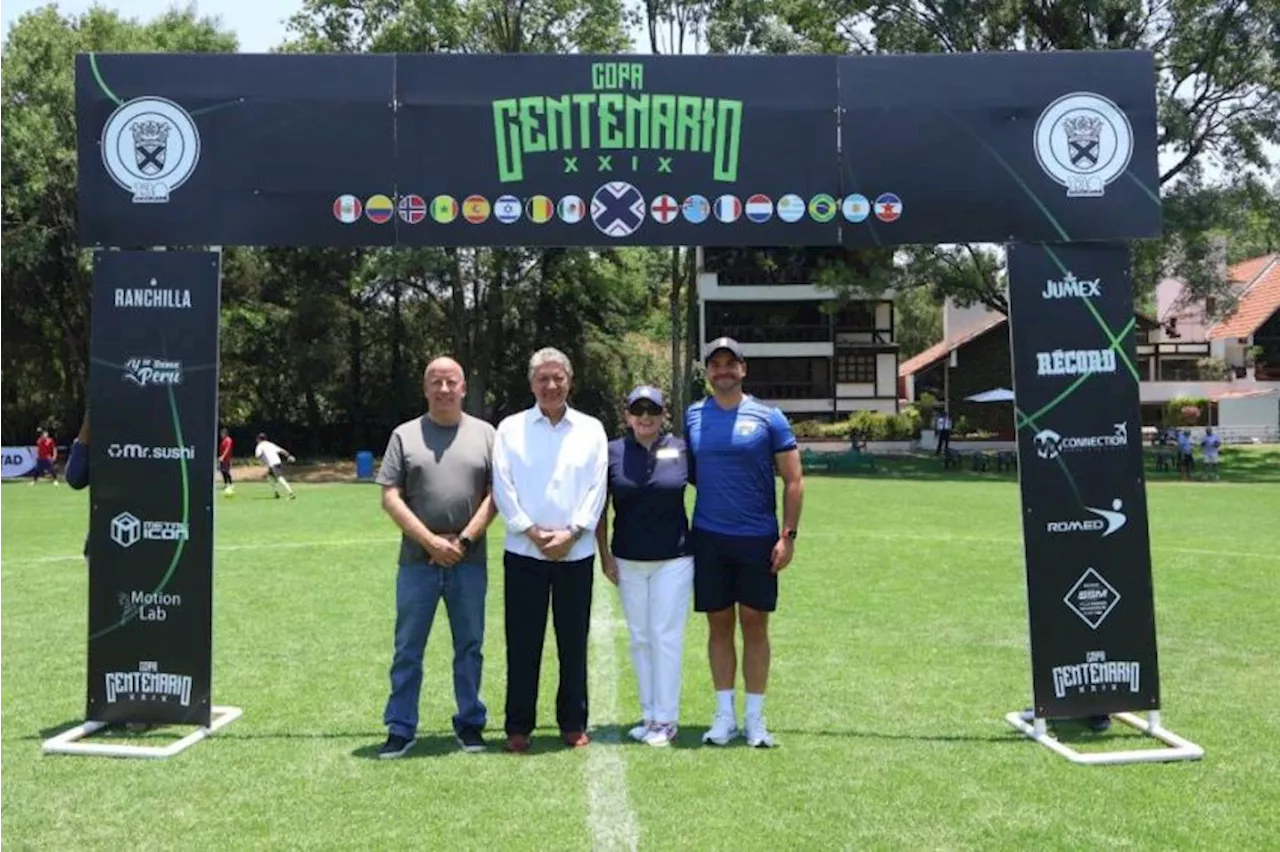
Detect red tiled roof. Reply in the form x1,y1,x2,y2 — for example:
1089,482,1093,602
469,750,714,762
1208,254,1280,340
898,314,1006,377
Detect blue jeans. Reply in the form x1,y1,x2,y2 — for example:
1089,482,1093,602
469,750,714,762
383,560,487,738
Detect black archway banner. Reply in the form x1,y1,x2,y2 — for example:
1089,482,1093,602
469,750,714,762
87,250,221,727
1006,241,1161,719
76,51,1160,248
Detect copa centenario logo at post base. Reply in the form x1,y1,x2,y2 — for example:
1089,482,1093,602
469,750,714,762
491,62,743,184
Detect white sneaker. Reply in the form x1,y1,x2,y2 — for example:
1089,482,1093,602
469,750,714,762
628,721,652,742
702,712,739,746
644,723,677,748
744,715,776,748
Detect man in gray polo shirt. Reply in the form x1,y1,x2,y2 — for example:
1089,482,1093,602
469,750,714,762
375,356,497,757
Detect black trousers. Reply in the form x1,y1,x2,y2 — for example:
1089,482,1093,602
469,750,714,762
503,551,594,736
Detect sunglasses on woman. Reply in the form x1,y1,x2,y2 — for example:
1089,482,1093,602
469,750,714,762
628,403,663,417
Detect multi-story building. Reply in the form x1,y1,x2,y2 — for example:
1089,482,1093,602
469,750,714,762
898,252,1280,439
697,247,899,420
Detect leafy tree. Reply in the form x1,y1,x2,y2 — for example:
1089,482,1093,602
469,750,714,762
1,6,238,441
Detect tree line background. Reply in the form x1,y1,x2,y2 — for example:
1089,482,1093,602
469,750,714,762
3,0,1277,454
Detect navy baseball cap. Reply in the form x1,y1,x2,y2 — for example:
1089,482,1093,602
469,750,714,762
626,385,665,408
704,336,746,363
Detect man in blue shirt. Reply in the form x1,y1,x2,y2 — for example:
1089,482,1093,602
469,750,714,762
685,337,805,748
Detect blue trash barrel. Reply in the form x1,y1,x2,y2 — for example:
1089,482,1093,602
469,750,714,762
355,450,375,479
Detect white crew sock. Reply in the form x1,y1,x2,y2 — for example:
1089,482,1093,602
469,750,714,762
715,689,735,718
746,693,765,719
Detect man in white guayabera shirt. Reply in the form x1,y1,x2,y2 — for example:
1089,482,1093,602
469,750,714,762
492,347,609,755
254,432,297,499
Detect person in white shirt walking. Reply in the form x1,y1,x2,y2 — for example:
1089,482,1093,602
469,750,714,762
1200,427,1222,481
492,348,609,754
254,433,298,499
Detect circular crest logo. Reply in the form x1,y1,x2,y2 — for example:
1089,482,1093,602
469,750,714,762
100,97,201,204
1034,92,1133,198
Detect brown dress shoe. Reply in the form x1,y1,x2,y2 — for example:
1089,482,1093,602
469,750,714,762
505,734,531,754
562,731,590,748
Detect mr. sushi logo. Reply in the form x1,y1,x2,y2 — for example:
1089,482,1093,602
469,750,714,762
101,97,201,203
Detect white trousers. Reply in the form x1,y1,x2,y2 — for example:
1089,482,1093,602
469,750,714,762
616,555,694,725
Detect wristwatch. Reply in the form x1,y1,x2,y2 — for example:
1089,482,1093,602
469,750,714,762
782,528,798,541
458,535,474,553
569,525,585,542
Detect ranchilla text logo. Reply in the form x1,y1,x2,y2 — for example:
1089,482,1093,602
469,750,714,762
1051,650,1141,699
492,62,743,184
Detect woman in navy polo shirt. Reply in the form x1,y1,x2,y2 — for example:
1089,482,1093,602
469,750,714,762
595,385,693,747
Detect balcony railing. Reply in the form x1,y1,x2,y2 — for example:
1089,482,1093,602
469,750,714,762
743,382,831,400
707,324,830,343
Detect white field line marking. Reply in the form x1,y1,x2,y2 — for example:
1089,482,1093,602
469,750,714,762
585,572,640,852
7,528,1277,567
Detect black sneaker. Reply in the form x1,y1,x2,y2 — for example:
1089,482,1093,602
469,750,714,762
1087,715,1112,733
378,734,417,759
455,726,487,753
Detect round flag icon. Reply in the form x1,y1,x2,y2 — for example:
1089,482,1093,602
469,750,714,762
776,194,805,223
527,195,554,224
397,193,426,224
494,194,522,224
842,193,870,223
808,193,837,223
745,194,773,223
333,194,362,224
365,194,395,224
591,181,646,238
431,195,458,224
875,192,903,222
558,195,585,224
651,194,679,224
714,194,742,224
463,195,490,224
682,195,710,224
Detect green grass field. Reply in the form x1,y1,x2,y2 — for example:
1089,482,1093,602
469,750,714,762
3,472,1279,850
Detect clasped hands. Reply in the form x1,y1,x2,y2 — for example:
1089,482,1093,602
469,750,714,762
524,525,576,561
422,532,468,568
